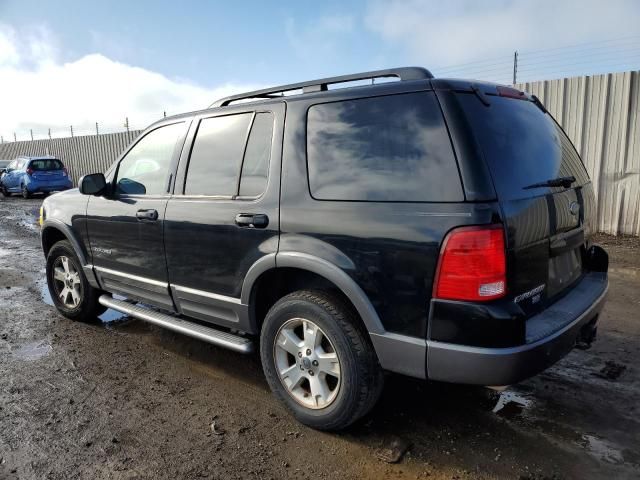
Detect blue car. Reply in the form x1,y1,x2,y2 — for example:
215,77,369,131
0,156,73,198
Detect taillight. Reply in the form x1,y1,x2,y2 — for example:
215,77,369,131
26,167,34,176
433,225,506,302
62,167,68,177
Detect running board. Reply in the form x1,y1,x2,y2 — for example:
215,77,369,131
98,295,254,354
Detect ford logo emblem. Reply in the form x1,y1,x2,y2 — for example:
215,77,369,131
569,201,580,216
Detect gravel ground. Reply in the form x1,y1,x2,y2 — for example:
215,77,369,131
0,194,639,480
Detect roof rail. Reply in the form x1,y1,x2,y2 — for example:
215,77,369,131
210,67,433,107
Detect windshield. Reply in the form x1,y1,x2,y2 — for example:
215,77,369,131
457,93,590,200
29,159,64,171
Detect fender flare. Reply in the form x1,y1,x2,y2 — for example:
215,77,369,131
41,219,89,265
241,251,385,335
41,220,100,289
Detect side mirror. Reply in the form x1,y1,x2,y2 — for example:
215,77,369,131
79,173,107,196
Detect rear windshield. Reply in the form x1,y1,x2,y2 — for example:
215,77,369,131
30,159,63,171
457,94,589,200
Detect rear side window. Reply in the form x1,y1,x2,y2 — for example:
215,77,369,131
306,92,463,202
456,94,590,200
185,113,253,196
30,159,63,170
185,112,274,197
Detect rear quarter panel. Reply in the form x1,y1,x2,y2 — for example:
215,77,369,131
280,92,502,337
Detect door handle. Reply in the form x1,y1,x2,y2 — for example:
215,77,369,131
136,209,158,221
235,213,269,228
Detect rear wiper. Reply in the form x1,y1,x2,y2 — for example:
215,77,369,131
523,176,576,190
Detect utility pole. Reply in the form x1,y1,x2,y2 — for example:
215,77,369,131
48,128,51,140
124,117,130,133
70,125,74,137
163,111,166,118
30,129,34,141
96,122,99,135
13,132,16,142
1,136,3,144
513,50,518,85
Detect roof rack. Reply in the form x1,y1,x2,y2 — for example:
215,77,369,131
211,67,433,107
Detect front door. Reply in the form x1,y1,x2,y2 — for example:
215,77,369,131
164,103,284,331
86,120,188,310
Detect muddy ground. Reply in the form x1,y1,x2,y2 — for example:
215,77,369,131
0,194,638,480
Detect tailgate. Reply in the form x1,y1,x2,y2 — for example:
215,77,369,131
29,159,66,180
453,89,595,314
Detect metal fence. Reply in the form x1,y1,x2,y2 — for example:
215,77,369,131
0,130,142,185
517,70,640,236
0,70,638,235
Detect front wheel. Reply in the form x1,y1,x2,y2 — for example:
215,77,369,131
46,240,106,320
260,290,383,430
0,184,9,197
21,184,30,199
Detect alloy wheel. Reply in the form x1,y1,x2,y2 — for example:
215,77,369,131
273,317,341,409
52,256,82,309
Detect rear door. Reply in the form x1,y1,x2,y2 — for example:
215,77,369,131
2,160,18,189
86,121,188,310
164,103,284,331
6,159,25,190
454,90,594,313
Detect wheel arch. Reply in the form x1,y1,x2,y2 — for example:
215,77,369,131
242,252,428,380
42,221,101,289
41,220,88,264
242,252,385,336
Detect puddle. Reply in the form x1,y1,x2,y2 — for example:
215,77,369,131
4,208,41,232
12,340,52,360
39,281,127,323
582,434,624,464
491,390,533,417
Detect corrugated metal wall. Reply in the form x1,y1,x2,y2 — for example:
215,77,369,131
1,70,638,235
0,131,142,185
517,70,640,236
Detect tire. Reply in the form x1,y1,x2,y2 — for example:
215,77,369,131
260,290,383,430
46,240,107,321
0,184,9,197
21,184,30,199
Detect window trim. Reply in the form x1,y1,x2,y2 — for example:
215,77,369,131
304,91,464,203
112,120,186,199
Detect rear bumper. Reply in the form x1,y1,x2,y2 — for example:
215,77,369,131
27,181,73,192
426,272,608,386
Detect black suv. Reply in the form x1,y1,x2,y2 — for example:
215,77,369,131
41,67,608,430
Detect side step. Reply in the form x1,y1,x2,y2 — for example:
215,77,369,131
98,295,254,354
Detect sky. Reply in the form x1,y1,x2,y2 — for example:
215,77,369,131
1,0,640,140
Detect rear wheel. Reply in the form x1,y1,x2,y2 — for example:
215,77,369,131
21,184,30,199
46,240,106,320
260,290,383,430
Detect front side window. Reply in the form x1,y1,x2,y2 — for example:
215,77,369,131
306,92,463,202
115,122,184,195
185,113,253,196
